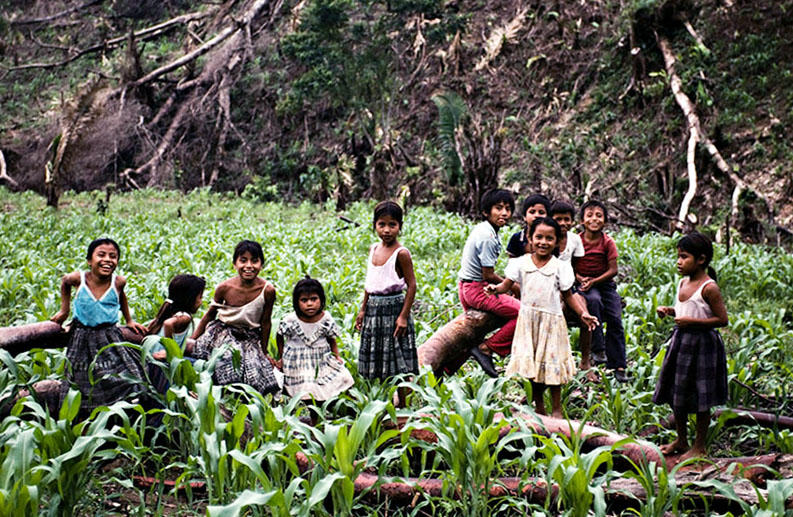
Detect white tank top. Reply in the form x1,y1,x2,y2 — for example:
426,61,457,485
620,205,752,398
364,245,408,295
674,278,715,319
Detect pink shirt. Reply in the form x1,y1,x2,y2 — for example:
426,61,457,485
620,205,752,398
364,245,408,295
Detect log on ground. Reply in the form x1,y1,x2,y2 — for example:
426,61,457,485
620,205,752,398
0,322,144,355
417,309,505,375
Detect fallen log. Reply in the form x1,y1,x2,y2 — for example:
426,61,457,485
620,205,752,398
640,408,793,438
0,321,144,355
417,309,505,375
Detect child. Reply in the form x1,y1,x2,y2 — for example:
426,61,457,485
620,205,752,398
276,277,353,407
50,238,149,412
146,274,206,360
191,240,280,395
355,201,418,407
653,232,728,460
485,218,598,417
550,200,585,263
506,193,552,258
457,188,519,377
573,200,629,382
551,199,595,376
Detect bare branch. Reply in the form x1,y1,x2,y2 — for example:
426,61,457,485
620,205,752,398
0,150,19,188
4,10,214,72
8,0,105,26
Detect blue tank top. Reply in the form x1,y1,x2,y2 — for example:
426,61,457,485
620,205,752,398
73,271,121,327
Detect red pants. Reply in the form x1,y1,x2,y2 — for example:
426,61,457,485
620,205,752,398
458,281,520,356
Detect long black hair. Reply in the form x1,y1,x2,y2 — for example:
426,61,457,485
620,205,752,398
147,274,206,335
293,276,326,318
678,231,718,281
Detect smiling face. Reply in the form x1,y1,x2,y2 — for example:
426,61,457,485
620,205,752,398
552,211,574,233
524,203,547,228
582,206,606,233
676,248,704,276
233,251,262,282
531,223,558,258
297,292,322,319
485,201,512,229
87,243,119,279
375,214,401,245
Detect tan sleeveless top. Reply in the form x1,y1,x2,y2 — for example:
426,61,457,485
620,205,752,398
213,282,269,329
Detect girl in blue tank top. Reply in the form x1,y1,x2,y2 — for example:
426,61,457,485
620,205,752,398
49,238,149,414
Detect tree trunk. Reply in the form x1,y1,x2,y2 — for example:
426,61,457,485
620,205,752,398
0,322,143,355
417,309,505,375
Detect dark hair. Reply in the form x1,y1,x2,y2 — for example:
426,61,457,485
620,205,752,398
677,231,718,281
147,274,206,335
529,216,563,242
550,200,576,218
479,188,516,217
373,200,403,230
233,240,264,263
580,200,609,223
86,238,121,260
292,276,326,317
520,194,551,217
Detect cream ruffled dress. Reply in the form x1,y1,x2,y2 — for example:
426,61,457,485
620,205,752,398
504,255,577,385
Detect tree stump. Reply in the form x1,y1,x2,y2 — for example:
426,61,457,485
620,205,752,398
417,310,505,375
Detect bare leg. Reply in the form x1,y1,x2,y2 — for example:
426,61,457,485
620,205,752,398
679,411,710,460
661,409,690,455
397,386,410,409
549,386,563,418
579,328,600,382
532,381,547,415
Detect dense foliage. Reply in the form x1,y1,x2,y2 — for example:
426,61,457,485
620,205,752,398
1,188,792,515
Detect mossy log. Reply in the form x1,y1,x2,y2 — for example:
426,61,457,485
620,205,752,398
0,322,143,355
417,310,505,375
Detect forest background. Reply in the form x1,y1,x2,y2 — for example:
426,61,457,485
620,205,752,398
1,0,792,244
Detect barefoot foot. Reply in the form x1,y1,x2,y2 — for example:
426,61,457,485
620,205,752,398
678,446,707,462
660,439,689,455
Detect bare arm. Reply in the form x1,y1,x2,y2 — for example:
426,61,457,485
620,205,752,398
562,290,598,331
116,276,146,334
589,258,618,286
328,336,341,361
355,291,370,331
481,266,504,284
394,249,416,338
484,277,515,296
51,272,79,325
192,284,224,339
676,283,729,329
259,283,276,355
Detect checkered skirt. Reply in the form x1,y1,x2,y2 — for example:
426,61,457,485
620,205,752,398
59,322,148,412
194,320,279,395
358,293,418,379
652,327,728,413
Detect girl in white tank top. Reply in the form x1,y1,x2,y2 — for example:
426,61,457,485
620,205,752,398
653,232,729,461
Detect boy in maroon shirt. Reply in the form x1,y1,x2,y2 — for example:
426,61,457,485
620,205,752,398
573,200,629,382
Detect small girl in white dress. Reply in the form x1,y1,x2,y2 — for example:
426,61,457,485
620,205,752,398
486,217,598,417
276,277,354,411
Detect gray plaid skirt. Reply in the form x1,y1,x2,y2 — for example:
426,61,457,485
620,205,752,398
652,327,728,413
59,321,148,412
358,293,418,380
194,320,279,395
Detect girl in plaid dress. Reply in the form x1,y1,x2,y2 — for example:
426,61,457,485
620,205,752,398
355,201,418,408
275,277,353,417
192,240,280,396
653,232,728,460
50,238,149,414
